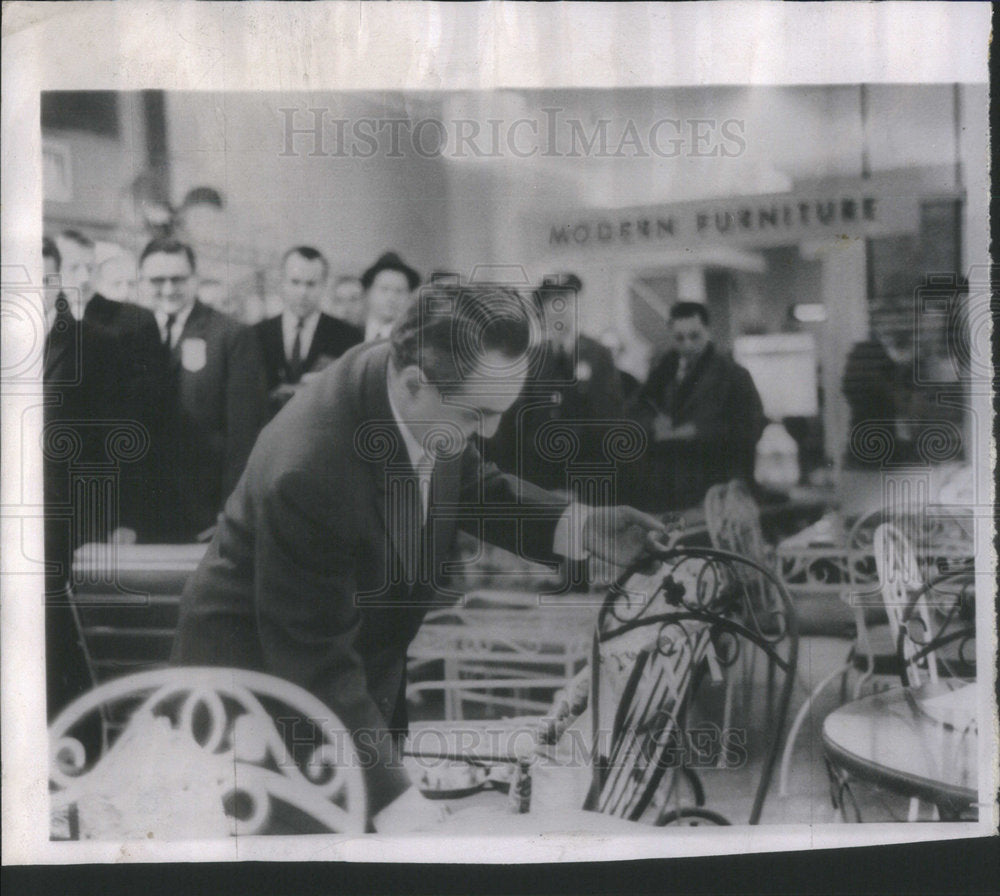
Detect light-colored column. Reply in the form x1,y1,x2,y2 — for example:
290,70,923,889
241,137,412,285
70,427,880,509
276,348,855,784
802,239,868,471
676,265,707,303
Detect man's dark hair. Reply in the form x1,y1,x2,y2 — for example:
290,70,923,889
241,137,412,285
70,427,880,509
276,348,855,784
669,301,710,326
58,229,95,250
390,286,535,391
281,245,329,279
361,251,420,292
43,236,61,271
139,237,197,271
181,186,224,210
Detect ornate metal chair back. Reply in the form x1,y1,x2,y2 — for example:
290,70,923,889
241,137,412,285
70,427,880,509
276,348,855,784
704,480,770,565
872,523,936,685
49,667,368,839
585,546,798,824
874,523,976,687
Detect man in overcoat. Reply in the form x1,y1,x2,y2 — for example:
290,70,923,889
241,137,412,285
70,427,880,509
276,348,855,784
628,302,765,511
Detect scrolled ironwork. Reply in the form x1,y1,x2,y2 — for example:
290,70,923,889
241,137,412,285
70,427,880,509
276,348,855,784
602,548,793,660
48,667,367,838
898,571,976,686
707,626,742,670
589,544,799,825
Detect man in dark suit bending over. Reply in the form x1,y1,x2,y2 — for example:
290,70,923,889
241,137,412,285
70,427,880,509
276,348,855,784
173,285,667,832
254,246,363,411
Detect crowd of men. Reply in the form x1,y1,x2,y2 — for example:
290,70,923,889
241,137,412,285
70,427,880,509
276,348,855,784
42,236,431,542
40,227,772,830
41,228,767,559
43,232,765,541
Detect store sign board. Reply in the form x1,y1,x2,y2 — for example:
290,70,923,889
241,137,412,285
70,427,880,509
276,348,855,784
545,180,930,252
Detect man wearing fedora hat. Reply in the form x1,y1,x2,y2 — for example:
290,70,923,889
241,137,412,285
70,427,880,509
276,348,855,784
361,251,421,342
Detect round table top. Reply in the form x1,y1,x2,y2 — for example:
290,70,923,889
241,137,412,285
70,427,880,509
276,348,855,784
822,681,978,813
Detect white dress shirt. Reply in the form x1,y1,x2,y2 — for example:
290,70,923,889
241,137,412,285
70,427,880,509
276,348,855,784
386,383,588,550
365,318,395,343
282,309,321,362
387,387,436,523
156,303,195,349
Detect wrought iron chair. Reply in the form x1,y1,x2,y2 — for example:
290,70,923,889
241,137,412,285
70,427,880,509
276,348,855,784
833,522,976,822
585,545,798,825
703,481,779,760
873,523,976,688
897,573,976,688
407,604,590,720
777,507,903,796
404,545,798,826
49,667,367,839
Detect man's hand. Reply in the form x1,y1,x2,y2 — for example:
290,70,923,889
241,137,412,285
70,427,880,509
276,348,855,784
536,667,591,745
109,526,137,545
652,413,673,441
582,505,670,569
653,415,696,442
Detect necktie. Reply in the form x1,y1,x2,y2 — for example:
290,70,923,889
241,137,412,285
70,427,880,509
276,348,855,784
416,452,434,526
663,357,687,416
414,452,436,591
163,313,177,349
289,317,304,382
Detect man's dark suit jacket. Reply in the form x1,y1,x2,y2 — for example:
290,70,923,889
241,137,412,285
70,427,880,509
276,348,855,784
78,293,165,537
253,312,363,390
172,342,567,817
153,300,268,542
43,305,119,715
627,343,765,511
43,305,119,554
484,335,627,494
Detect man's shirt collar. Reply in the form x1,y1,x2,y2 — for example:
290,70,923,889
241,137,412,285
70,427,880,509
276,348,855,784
156,301,196,346
281,308,321,359
386,381,433,475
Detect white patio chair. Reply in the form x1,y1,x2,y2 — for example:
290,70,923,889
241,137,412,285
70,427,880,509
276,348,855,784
49,667,367,839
